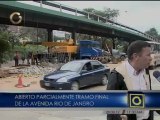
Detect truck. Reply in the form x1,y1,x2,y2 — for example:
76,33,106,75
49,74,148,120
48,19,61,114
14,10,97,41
78,40,103,60
23,39,107,63
51,39,106,62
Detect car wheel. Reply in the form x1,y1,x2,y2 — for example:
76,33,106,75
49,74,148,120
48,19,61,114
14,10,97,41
71,82,79,90
101,75,108,86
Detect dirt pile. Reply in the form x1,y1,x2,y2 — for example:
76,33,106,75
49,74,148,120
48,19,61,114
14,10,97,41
8,62,63,77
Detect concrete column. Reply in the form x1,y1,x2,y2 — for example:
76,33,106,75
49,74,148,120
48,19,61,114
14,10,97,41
47,29,53,42
47,29,53,53
112,37,115,49
71,29,76,45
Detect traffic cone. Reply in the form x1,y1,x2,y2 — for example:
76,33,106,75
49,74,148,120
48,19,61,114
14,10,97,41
15,74,25,88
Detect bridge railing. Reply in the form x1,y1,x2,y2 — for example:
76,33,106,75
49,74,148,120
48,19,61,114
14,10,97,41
21,1,158,42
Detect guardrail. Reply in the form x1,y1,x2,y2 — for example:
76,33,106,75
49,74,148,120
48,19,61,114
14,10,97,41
29,1,158,42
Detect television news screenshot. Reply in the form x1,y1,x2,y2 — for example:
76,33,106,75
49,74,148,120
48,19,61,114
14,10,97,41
0,1,160,120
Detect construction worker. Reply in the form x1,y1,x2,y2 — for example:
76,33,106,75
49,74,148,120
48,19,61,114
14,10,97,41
34,51,39,65
14,51,19,67
27,52,32,65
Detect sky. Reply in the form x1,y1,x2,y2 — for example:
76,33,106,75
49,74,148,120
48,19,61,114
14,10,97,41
54,1,160,34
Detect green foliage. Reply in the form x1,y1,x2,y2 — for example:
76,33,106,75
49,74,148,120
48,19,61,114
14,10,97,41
83,7,119,21
145,27,160,42
83,8,95,13
101,38,114,53
103,7,119,19
19,26,48,42
0,31,11,65
0,32,10,52
8,32,21,48
104,38,113,48
13,45,48,59
145,28,159,38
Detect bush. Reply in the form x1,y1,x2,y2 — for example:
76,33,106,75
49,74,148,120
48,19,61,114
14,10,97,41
0,31,11,66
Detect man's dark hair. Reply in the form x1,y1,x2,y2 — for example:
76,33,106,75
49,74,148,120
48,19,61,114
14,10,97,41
127,40,150,60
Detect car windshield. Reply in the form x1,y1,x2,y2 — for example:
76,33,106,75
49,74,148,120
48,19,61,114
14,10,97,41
60,62,83,72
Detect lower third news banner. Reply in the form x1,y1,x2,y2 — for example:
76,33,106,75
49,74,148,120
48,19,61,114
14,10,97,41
0,91,160,108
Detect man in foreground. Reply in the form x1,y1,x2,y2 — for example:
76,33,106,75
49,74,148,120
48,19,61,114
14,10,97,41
107,40,160,120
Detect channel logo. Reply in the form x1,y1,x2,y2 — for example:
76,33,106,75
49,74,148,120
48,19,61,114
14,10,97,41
129,93,145,108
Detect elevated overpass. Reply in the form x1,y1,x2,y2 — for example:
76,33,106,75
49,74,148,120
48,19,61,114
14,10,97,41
0,1,158,43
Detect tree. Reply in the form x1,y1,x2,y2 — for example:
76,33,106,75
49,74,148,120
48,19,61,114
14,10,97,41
83,8,95,13
83,7,119,21
0,31,11,67
145,28,159,38
145,28,160,42
8,32,21,49
105,8,119,20
19,26,48,42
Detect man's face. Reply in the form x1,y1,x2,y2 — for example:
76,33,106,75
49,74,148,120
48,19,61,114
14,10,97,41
137,47,152,69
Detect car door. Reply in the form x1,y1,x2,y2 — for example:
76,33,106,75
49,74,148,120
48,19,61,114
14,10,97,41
78,62,94,87
90,61,105,84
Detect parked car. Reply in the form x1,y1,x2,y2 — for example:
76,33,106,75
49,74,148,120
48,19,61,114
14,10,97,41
112,49,127,60
40,60,110,90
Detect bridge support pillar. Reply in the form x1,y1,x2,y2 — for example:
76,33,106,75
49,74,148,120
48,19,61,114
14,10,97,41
47,29,53,53
72,29,76,45
47,29,53,42
112,38,115,49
